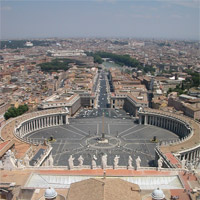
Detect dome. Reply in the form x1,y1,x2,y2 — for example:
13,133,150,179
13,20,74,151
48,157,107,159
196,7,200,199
151,188,165,200
44,187,57,199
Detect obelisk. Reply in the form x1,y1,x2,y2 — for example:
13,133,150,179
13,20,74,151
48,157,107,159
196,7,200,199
98,112,108,143
102,112,105,139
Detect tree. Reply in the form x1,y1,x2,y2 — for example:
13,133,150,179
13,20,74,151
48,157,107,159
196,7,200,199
4,104,29,120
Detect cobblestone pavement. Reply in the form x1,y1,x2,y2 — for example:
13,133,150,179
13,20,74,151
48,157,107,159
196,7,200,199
26,115,179,167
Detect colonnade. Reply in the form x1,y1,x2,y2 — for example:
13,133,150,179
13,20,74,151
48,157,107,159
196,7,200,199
139,114,190,137
15,114,68,138
179,148,200,163
138,109,200,167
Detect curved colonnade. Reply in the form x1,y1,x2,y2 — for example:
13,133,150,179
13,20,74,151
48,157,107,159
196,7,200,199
139,108,200,167
14,110,69,144
1,108,199,169
0,108,69,145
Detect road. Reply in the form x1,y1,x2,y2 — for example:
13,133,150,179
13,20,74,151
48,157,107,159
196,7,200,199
97,70,108,109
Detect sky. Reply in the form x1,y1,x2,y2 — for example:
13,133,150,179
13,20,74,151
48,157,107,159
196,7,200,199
0,0,199,40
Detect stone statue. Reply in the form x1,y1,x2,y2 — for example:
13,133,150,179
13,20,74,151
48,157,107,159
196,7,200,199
16,159,24,168
24,154,30,167
0,160,3,169
6,150,15,159
138,107,143,112
101,154,107,169
113,155,120,169
181,157,186,169
78,155,84,167
68,155,75,170
48,154,54,167
158,157,163,169
92,155,97,169
128,156,133,168
187,162,195,171
136,156,141,169
194,157,200,169
3,150,17,170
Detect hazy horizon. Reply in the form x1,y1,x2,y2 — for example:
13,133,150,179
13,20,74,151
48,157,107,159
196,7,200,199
1,0,199,40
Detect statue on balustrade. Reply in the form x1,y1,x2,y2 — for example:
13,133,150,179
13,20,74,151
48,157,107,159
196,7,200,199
181,157,186,169
16,159,24,168
138,107,143,112
128,156,133,168
92,155,97,169
113,155,120,169
3,150,17,170
24,154,30,167
68,155,75,170
136,156,141,169
48,154,54,167
158,157,163,169
101,154,107,169
78,155,84,167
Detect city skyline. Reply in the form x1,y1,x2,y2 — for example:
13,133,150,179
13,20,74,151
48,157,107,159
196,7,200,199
1,0,199,40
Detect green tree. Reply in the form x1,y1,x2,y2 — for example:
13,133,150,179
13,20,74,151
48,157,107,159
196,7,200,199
4,104,29,120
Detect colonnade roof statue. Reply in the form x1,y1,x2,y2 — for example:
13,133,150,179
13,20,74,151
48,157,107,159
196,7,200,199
66,154,143,170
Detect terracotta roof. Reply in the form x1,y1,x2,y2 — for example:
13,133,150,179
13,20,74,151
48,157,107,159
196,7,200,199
0,140,10,151
165,153,181,168
0,140,14,157
67,178,141,200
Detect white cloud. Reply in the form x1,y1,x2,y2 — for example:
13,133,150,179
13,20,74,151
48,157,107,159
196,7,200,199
0,6,12,11
159,0,199,9
170,14,182,19
130,14,160,19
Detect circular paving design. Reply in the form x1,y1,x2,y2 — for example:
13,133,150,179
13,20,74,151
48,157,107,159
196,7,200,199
25,115,179,167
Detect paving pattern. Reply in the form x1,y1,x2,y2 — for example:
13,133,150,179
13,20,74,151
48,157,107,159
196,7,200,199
26,115,179,167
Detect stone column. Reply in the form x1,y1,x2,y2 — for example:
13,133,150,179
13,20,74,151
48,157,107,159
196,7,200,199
51,116,53,126
58,115,61,125
27,123,30,133
150,116,153,125
60,115,63,125
65,115,69,124
157,117,160,127
53,116,55,125
31,121,33,131
170,120,172,130
29,121,32,132
22,126,24,136
194,150,197,160
19,127,21,137
54,116,56,125
144,115,147,125
25,124,27,133
43,118,46,127
39,119,41,129
42,118,44,128
46,117,49,127
191,151,195,161
36,120,39,129
55,116,57,125
139,115,142,125
21,126,23,136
